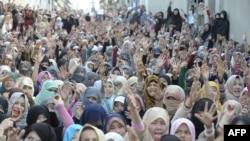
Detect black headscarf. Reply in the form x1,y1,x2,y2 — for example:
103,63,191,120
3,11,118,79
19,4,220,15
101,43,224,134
26,105,50,126
22,122,57,141
0,96,8,114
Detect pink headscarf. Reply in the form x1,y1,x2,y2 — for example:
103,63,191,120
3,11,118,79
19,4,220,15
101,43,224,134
37,71,54,91
170,118,196,141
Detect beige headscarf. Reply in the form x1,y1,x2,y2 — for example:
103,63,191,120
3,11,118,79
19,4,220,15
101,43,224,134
163,85,185,116
81,123,105,141
225,75,244,101
143,107,170,133
217,100,242,126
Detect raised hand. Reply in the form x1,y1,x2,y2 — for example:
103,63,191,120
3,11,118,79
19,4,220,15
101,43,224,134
53,94,64,106
201,63,209,81
60,83,72,102
194,102,217,128
127,125,140,141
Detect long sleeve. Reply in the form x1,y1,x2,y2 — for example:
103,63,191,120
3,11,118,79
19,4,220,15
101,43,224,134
112,47,118,67
55,103,74,136
178,68,187,89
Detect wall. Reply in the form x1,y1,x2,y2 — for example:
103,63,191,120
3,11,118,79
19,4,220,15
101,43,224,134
140,0,188,19
221,0,250,42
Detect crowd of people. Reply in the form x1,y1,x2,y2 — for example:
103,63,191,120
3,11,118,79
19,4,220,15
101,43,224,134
0,0,249,141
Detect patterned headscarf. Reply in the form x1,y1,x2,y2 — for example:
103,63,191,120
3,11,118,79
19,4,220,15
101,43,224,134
143,75,162,109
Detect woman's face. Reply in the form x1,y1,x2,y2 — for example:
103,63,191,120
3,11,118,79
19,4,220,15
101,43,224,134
240,92,250,107
41,73,49,83
174,123,192,141
107,118,126,137
232,78,243,97
147,81,163,101
113,101,124,112
24,131,41,141
87,96,97,103
23,85,33,97
4,76,15,91
211,86,219,100
104,82,113,97
80,129,98,141
148,118,168,141
11,96,25,118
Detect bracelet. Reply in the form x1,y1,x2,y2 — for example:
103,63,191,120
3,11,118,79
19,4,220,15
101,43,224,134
204,123,214,132
204,128,215,137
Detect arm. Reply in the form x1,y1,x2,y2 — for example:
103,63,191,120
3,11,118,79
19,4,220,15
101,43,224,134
54,95,74,136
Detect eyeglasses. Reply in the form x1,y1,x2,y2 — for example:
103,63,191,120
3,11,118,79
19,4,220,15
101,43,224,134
47,88,58,93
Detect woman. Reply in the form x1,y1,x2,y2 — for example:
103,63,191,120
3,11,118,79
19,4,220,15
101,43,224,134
103,113,127,137
34,79,58,105
80,103,107,130
231,115,250,125
225,75,244,101
63,124,83,141
79,123,105,141
200,81,223,111
239,86,250,116
8,92,29,129
170,118,195,141
35,71,54,96
105,132,124,141
124,89,169,141
163,85,185,118
102,79,115,114
143,75,164,110
26,105,50,127
113,94,126,113
217,100,242,128
22,122,57,141
80,87,102,107
15,76,35,106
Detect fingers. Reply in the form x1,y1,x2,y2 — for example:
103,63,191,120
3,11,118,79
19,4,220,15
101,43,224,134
204,101,208,113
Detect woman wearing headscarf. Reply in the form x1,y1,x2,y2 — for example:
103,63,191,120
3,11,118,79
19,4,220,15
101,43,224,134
239,85,250,116
166,0,183,32
143,75,164,110
225,75,244,101
105,132,124,141
18,61,32,77
170,118,195,141
22,122,57,141
200,81,223,111
231,115,250,125
34,79,58,105
34,71,54,96
103,113,127,137
71,66,86,84
216,10,230,40
102,79,115,114
15,76,35,107
80,103,107,130
217,100,242,129
63,124,83,141
79,123,105,141
80,87,102,107
163,85,185,118
8,92,29,129
124,90,170,141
